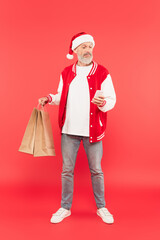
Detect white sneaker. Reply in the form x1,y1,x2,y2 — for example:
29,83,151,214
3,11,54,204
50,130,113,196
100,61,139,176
97,207,114,224
50,207,71,223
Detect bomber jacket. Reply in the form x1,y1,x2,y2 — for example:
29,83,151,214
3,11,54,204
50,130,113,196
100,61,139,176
48,60,116,143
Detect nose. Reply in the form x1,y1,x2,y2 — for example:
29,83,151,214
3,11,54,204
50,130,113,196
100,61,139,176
85,46,93,51
84,50,92,56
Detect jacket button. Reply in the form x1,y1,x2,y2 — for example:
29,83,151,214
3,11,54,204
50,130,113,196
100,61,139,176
90,87,92,90
90,140,92,143
90,137,92,139
91,113,93,115
91,125,92,127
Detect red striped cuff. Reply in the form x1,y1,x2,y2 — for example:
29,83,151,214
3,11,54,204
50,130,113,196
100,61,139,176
46,95,52,103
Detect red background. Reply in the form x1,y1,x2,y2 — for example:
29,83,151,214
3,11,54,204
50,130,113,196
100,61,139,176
0,0,160,239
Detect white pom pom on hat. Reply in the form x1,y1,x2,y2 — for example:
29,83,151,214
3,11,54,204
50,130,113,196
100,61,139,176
66,53,74,59
66,32,95,59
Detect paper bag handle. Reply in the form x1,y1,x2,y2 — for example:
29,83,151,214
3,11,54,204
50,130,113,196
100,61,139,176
36,103,48,112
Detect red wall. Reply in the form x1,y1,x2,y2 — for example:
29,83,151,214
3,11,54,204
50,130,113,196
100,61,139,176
0,0,160,190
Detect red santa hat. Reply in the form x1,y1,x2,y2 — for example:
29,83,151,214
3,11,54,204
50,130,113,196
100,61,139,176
66,32,95,59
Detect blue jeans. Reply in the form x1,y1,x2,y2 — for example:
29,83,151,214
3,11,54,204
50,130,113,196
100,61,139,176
61,133,106,210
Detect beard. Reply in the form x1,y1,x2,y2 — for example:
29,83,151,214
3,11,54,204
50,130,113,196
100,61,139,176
77,52,93,65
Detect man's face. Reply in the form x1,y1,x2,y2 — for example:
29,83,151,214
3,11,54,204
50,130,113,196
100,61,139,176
73,42,94,64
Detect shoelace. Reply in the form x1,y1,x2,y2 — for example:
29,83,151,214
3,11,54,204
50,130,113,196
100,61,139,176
52,208,67,216
99,208,113,216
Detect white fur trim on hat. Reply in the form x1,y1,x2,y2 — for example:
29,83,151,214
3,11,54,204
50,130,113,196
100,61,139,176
72,34,95,50
66,53,74,59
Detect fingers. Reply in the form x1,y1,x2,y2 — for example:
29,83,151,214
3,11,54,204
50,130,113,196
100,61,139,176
38,98,47,106
38,99,42,104
97,95,105,99
91,96,105,106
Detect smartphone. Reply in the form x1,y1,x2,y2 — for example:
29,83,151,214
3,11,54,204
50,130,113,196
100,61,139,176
94,90,104,98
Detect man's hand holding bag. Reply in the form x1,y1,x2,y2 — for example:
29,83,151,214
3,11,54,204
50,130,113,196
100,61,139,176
19,103,56,157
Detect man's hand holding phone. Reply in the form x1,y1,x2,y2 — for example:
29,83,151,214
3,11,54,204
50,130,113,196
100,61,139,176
91,90,107,107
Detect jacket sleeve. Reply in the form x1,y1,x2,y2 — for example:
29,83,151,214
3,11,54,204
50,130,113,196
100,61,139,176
98,74,116,112
48,74,63,105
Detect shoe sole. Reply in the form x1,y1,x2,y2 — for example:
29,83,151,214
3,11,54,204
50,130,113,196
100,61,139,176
97,212,114,224
50,211,71,224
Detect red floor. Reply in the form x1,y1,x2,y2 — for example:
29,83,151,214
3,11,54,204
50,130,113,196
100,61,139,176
0,183,159,240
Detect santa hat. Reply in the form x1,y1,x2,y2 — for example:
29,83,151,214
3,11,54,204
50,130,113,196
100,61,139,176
66,32,95,59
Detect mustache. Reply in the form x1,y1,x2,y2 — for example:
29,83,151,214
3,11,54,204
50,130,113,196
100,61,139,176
83,52,92,56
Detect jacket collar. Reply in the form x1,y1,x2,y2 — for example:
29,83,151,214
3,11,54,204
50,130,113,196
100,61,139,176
72,60,98,76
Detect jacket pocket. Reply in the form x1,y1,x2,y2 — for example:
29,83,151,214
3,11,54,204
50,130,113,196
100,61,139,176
99,117,103,127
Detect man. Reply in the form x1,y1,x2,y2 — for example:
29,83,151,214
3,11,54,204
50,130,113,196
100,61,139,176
38,32,116,224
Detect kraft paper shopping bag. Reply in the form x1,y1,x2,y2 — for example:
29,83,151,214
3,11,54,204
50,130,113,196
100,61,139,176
33,107,56,157
18,108,38,154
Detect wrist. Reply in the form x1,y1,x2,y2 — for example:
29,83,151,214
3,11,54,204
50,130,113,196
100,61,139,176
46,95,52,103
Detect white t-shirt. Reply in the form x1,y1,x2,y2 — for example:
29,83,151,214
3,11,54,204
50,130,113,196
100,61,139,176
62,63,93,136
